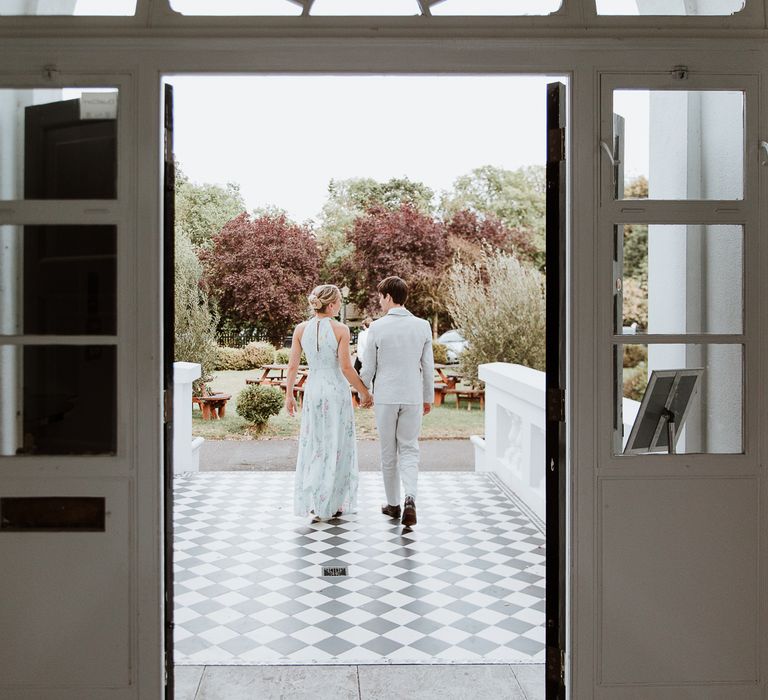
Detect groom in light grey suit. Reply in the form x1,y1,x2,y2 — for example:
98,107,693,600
361,276,434,527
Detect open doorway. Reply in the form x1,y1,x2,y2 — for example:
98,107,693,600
164,73,567,700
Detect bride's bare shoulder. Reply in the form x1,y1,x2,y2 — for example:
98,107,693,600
329,319,350,338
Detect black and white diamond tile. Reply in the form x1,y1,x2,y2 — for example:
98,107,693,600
173,471,545,665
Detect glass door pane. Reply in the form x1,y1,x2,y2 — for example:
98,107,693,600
0,87,118,200
0,344,117,455
613,89,744,200
616,343,742,455
617,224,743,335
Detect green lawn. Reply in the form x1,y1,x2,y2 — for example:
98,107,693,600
194,370,484,440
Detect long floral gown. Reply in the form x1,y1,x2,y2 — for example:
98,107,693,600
294,316,359,519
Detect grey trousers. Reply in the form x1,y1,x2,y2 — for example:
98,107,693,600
374,403,422,506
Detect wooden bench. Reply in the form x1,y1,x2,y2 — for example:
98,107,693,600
454,388,485,411
433,382,448,407
192,392,232,420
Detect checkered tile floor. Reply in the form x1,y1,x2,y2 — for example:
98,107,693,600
173,471,545,665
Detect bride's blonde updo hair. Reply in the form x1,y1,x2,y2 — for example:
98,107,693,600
308,284,342,314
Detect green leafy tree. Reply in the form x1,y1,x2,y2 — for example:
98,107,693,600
175,165,246,248
622,176,649,285
440,165,546,269
174,228,219,396
317,177,435,281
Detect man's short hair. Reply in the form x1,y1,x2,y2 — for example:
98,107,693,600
377,276,408,305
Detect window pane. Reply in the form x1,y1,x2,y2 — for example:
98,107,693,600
616,343,742,455
614,90,743,200
0,345,116,455
0,225,116,336
431,0,562,14
311,0,419,14
0,88,117,200
0,0,136,15
169,0,302,15
617,224,742,335
596,0,745,15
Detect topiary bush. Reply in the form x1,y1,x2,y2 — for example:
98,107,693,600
432,341,449,365
214,345,250,371
236,384,284,432
243,341,276,369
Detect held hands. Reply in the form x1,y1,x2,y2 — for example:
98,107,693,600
285,395,298,417
360,390,374,409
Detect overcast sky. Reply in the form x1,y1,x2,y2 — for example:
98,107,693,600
165,75,649,223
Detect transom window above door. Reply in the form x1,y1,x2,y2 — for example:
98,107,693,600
595,0,745,15
168,0,563,16
0,0,136,15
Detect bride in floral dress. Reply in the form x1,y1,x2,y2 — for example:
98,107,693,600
285,284,373,520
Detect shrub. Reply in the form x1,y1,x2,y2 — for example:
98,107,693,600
274,347,290,364
243,341,275,369
623,362,648,401
214,346,250,371
623,344,647,369
446,248,545,383
236,384,284,430
174,229,219,396
432,341,449,365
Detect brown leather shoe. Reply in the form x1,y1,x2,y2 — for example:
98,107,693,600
381,503,401,519
401,496,417,527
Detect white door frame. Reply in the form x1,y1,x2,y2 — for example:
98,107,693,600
0,37,765,699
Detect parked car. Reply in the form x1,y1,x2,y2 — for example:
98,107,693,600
436,329,468,363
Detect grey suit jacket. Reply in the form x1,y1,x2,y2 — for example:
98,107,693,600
360,307,434,405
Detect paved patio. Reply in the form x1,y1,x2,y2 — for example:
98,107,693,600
175,663,544,699
199,438,475,472
173,471,545,667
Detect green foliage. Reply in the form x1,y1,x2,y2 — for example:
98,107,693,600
623,344,648,369
317,177,435,282
175,166,246,248
243,341,276,368
446,248,545,383
432,341,449,365
274,347,290,364
174,226,219,396
274,347,307,365
440,165,546,268
214,346,251,371
623,362,648,402
236,384,284,428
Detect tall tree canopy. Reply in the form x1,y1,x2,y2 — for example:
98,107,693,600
175,165,247,248
440,165,545,268
318,177,435,281
347,203,447,320
200,213,320,345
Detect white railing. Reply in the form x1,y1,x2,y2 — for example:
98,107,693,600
472,362,640,521
173,361,204,473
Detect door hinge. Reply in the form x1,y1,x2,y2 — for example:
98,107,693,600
546,387,565,423
547,644,565,690
163,390,172,424
548,127,566,163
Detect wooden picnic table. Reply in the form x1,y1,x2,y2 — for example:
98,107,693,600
246,364,307,386
434,363,462,390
